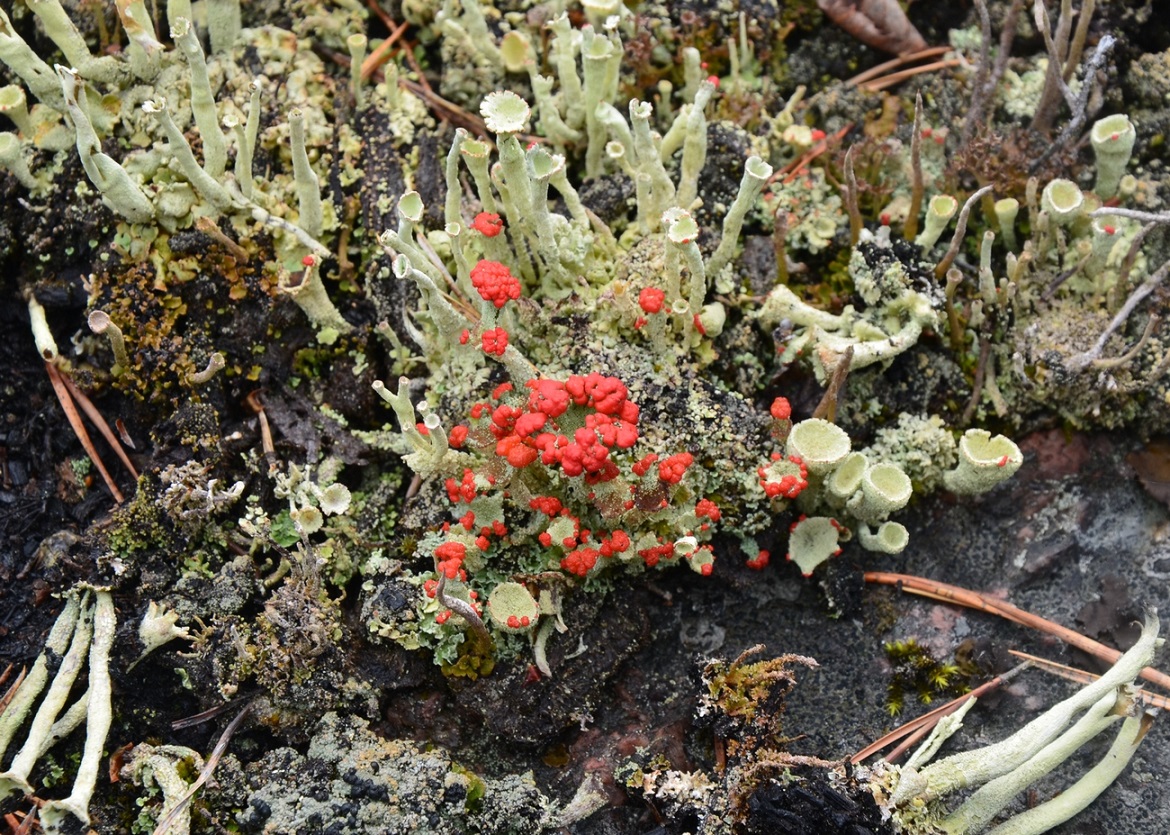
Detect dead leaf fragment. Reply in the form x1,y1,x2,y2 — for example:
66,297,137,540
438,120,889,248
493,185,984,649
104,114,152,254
818,0,928,56
1127,440,1170,508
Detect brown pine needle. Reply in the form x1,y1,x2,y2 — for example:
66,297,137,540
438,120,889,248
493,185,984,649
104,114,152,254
57,371,139,480
861,60,963,93
846,46,952,87
0,664,27,715
45,361,123,503
850,663,1025,764
772,124,855,185
361,20,410,80
151,701,253,835
865,572,1170,694
1008,650,1170,711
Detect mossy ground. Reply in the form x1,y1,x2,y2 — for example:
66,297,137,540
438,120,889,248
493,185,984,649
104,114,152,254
2,1,1170,833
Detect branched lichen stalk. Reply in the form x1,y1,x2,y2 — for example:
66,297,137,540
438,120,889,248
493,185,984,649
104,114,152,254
1067,255,1170,370
144,97,233,212
1029,34,1116,173
894,612,1159,806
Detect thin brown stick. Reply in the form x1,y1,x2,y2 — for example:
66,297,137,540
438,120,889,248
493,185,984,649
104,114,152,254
45,361,123,503
170,699,248,731
13,807,37,835
401,38,434,96
1092,314,1160,370
365,0,395,29
864,571,1170,694
772,209,790,285
194,216,248,261
944,268,965,353
961,0,993,146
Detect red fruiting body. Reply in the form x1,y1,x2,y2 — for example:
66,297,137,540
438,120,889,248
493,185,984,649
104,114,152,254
638,542,673,568
633,453,659,477
434,541,467,578
470,260,522,308
759,455,809,499
436,610,451,624
561,547,600,577
491,404,521,436
695,498,721,521
658,452,694,484
769,397,792,421
497,434,539,468
471,212,504,237
514,411,548,437
448,425,469,448
529,496,563,515
482,327,509,356
599,529,631,557
445,469,478,503
746,550,770,570
460,329,470,344
639,287,666,314
526,378,571,417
